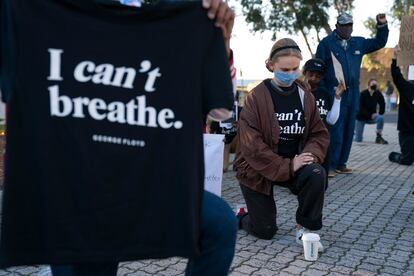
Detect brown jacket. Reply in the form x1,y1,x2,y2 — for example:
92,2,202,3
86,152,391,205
235,80,329,195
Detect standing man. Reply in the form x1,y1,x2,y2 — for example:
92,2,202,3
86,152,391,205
354,78,388,144
316,12,388,177
388,46,414,166
384,80,394,112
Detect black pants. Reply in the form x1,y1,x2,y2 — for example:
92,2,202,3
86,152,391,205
398,132,414,165
321,147,330,190
239,163,326,240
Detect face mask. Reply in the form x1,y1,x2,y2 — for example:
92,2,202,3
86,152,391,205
370,84,377,91
336,25,353,40
274,70,300,87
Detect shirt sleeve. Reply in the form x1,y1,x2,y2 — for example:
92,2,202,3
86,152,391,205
391,59,410,100
202,27,234,117
362,23,389,55
326,98,341,125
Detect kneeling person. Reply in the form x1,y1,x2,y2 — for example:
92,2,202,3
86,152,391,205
355,78,388,144
235,39,329,249
389,45,414,166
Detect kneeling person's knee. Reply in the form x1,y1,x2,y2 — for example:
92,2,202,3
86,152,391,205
305,164,326,191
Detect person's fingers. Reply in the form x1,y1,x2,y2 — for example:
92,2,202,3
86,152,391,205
202,0,211,8
302,154,315,160
207,0,220,19
298,156,313,162
298,157,310,163
300,152,314,158
214,2,227,27
222,7,235,39
302,157,314,163
394,45,400,52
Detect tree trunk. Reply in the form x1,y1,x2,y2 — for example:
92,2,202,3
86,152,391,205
299,28,314,57
322,23,332,35
287,0,315,56
309,3,332,36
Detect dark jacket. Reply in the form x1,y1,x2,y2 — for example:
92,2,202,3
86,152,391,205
391,59,414,134
235,80,329,195
315,24,389,108
356,89,385,121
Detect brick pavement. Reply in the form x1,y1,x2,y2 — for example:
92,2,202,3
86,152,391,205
1,122,413,275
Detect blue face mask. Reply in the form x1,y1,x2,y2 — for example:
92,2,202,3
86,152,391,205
274,70,300,86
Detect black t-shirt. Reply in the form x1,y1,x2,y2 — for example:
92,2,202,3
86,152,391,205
312,87,332,126
356,89,385,121
264,79,305,158
0,0,233,267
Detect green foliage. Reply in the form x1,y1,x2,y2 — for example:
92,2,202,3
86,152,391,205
239,0,355,55
361,48,393,86
392,0,411,23
363,17,377,38
240,0,331,38
392,0,405,21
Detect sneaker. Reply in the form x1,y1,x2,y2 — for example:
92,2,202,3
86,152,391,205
295,227,309,245
328,170,336,178
38,266,52,276
375,134,388,144
296,227,324,252
335,167,353,174
236,206,248,230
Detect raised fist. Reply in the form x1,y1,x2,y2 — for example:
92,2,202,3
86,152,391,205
376,13,387,25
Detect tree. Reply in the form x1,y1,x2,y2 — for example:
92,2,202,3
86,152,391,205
333,0,354,13
391,0,414,23
360,48,394,91
239,0,354,56
363,17,377,38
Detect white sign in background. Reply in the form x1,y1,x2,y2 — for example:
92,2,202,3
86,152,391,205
203,134,225,197
408,65,414,81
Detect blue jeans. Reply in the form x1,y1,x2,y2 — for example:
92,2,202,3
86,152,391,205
329,105,356,170
50,191,237,276
354,115,384,142
385,95,391,112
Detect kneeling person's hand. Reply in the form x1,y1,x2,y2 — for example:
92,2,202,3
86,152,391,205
293,153,315,172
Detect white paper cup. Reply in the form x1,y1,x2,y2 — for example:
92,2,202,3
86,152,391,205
302,233,320,261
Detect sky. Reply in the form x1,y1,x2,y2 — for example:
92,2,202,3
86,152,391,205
228,0,401,80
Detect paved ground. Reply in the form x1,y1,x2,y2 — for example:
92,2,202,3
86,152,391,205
1,118,414,275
